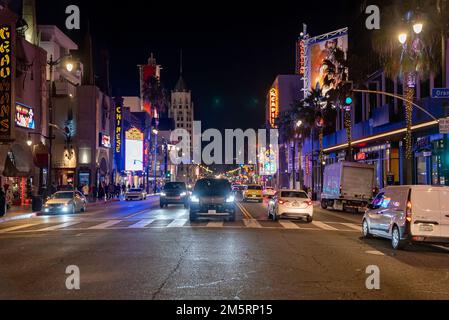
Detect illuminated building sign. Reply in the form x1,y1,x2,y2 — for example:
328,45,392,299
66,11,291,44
0,25,12,141
99,133,111,148
15,103,35,129
298,39,306,75
269,88,278,128
115,103,122,154
125,128,144,172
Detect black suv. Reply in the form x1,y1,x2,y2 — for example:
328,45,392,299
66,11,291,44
189,179,236,222
160,182,189,208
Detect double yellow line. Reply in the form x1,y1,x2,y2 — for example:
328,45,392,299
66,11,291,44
236,202,254,220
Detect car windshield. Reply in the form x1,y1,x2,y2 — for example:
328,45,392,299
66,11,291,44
280,191,308,198
247,186,262,190
52,192,74,199
164,183,186,191
130,189,142,192
194,179,231,196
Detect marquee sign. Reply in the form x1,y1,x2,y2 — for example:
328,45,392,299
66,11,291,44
269,88,278,128
15,103,35,129
297,39,306,75
0,25,12,141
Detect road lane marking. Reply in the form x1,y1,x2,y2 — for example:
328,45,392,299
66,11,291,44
167,219,188,228
123,209,154,219
37,221,80,232
279,221,301,229
0,223,39,233
311,221,338,231
237,202,255,220
206,221,224,228
243,220,262,228
236,203,249,219
127,219,154,229
341,223,361,231
88,220,122,230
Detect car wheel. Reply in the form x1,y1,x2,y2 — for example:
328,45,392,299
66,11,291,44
391,225,407,250
273,208,278,221
184,203,189,209
81,203,86,212
228,212,236,222
306,215,313,223
160,203,164,208
362,219,372,238
189,211,197,222
71,204,76,214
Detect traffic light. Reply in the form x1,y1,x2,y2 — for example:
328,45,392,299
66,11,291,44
166,172,171,179
343,95,353,112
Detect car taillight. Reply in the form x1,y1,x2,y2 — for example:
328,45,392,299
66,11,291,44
305,200,313,207
278,199,289,205
406,201,412,223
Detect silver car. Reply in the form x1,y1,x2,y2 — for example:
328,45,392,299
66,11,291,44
42,191,87,214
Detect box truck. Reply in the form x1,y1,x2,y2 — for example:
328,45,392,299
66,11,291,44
321,161,375,213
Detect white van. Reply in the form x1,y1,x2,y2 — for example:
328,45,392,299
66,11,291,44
362,185,449,250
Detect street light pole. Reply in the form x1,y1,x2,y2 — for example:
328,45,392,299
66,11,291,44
153,129,159,194
48,55,54,192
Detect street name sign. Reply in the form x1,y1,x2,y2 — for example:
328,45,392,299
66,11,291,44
432,88,449,99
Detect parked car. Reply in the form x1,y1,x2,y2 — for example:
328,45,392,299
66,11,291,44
42,191,87,214
263,187,276,198
160,182,189,208
189,178,236,222
125,188,147,201
243,185,263,203
362,185,449,250
268,190,313,222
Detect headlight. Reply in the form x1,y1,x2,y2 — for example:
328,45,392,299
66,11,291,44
62,205,69,212
180,192,187,197
226,195,235,203
161,192,166,197
190,195,199,203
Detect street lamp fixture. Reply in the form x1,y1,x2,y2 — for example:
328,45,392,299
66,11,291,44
413,22,423,34
152,129,159,135
398,33,408,44
296,120,303,128
66,62,74,72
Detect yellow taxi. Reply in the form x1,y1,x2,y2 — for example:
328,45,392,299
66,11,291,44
243,185,263,203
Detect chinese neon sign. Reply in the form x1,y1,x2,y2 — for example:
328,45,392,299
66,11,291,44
115,104,122,154
269,88,278,128
0,25,12,141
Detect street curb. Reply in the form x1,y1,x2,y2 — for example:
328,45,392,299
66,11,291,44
0,212,39,224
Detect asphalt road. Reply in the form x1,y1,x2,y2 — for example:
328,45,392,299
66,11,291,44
0,196,448,300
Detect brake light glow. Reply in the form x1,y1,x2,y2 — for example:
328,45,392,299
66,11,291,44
278,199,289,205
305,200,313,207
406,201,412,223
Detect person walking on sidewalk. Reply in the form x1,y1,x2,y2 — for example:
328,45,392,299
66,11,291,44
0,186,6,217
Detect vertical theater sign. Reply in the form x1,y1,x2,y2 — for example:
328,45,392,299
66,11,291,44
0,24,13,143
269,87,278,128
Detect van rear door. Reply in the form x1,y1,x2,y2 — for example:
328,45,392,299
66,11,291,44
438,189,449,238
410,188,441,238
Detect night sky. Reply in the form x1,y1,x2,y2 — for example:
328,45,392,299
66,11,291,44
24,0,358,131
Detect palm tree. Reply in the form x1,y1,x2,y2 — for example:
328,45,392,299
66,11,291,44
372,1,442,162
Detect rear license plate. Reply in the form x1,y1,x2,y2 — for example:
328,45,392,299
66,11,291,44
208,210,217,214
167,197,180,200
419,224,434,232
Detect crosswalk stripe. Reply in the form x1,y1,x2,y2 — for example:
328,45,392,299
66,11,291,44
167,219,188,228
37,221,80,232
243,219,262,228
311,221,338,231
279,221,301,229
88,220,122,230
206,221,224,228
0,223,39,233
127,219,154,229
341,223,361,231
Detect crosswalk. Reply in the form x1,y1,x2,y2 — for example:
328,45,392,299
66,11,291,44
0,218,362,235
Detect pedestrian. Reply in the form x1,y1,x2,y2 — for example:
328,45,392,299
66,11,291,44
98,184,105,200
121,183,126,195
50,183,57,195
0,186,6,217
108,183,114,200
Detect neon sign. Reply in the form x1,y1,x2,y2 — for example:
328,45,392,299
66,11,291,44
269,88,278,128
0,25,12,141
115,104,122,154
298,40,306,75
